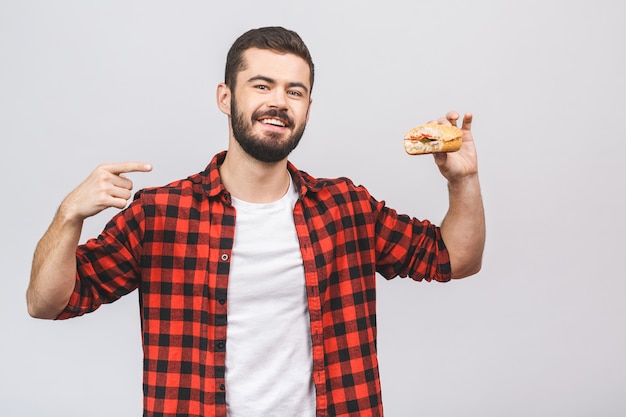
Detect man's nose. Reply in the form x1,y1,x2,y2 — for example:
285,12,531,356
268,88,288,108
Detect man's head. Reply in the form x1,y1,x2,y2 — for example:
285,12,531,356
224,26,314,92
217,27,314,163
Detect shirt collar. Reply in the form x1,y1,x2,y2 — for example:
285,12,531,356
200,151,325,201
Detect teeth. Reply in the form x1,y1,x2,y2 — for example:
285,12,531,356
261,118,286,127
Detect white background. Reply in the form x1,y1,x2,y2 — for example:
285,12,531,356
1,1,625,416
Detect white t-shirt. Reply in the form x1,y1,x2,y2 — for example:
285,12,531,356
226,177,315,417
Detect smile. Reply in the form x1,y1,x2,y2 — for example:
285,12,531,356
259,118,287,127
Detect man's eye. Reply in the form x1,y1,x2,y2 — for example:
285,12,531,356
288,90,303,97
255,85,269,90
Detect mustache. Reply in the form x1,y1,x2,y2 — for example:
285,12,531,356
251,108,294,127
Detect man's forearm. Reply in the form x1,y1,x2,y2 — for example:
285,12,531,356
440,174,485,279
27,210,82,319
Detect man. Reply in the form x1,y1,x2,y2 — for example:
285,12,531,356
27,26,485,417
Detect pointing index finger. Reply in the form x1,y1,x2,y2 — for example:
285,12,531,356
105,161,153,175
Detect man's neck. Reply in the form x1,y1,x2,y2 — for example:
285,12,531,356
219,149,291,204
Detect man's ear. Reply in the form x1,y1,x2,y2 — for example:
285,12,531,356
305,98,313,124
216,83,231,115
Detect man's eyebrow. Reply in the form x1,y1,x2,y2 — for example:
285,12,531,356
247,75,309,95
247,75,275,85
287,81,309,95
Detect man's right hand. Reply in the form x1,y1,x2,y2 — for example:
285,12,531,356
27,161,152,319
60,162,153,222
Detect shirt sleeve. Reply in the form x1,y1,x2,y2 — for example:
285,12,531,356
56,193,146,320
372,198,451,282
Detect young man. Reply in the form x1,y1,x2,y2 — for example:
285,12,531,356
27,27,485,417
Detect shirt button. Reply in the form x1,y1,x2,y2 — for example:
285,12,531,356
221,254,229,261
218,298,226,305
219,384,225,391
217,340,225,349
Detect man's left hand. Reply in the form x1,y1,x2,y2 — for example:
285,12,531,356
432,111,478,182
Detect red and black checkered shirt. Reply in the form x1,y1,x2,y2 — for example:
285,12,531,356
57,151,451,416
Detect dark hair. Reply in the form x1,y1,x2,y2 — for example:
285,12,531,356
224,26,314,92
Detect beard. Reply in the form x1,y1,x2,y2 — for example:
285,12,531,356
231,99,307,163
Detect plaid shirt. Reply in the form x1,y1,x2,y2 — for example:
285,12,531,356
58,151,451,416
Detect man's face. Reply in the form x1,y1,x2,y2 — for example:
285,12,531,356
229,48,312,163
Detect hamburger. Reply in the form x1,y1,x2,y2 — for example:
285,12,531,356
403,123,463,155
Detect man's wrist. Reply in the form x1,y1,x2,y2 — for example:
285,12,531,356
448,173,480,192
